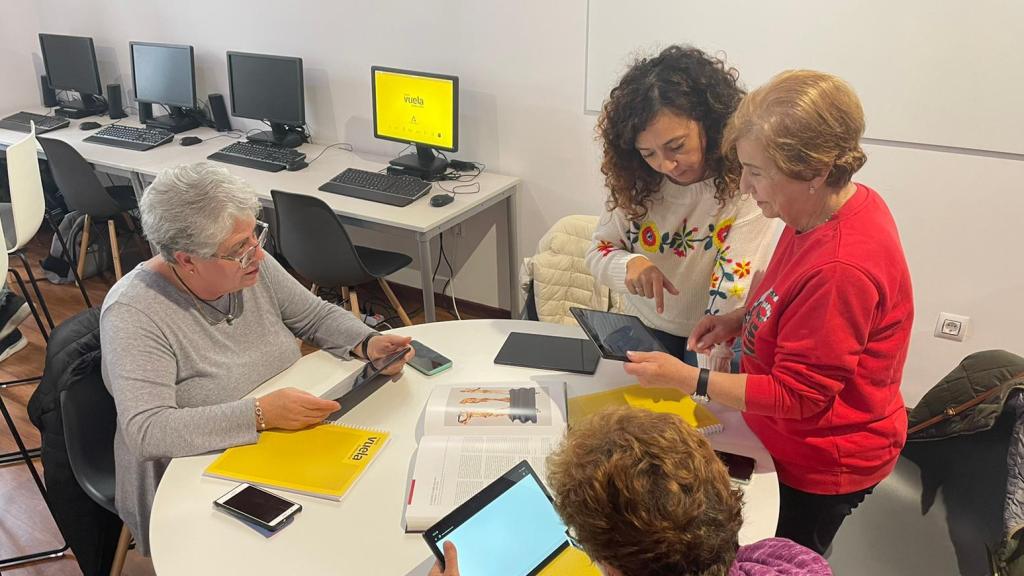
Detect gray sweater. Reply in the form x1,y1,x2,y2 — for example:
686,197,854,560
100,254,374,555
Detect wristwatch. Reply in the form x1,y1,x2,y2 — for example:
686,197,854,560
358,332,380,360
692,368,711,403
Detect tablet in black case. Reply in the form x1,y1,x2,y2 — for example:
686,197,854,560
569,307,668,362
423,460,570,576
493,332,601,375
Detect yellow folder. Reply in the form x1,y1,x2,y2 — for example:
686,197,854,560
538,545,602,575
568,384,722,434
204,424,389,501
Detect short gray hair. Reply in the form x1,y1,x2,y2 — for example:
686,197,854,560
141,162,261,261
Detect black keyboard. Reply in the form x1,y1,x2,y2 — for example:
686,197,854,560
0,111,70,134
318,168,432,207
83,125,174,151
207,141,307,173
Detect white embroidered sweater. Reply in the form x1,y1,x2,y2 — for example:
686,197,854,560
585,178,779,337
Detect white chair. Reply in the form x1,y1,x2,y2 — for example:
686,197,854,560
0,216,70,569
3,122,93,341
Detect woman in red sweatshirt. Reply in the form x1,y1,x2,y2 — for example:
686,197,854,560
625,70,913,555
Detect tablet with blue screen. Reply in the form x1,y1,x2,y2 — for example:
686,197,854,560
423,460,570,576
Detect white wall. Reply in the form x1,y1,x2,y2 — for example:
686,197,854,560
1,0,1020,404
0,1,46,111
586,0,1024,154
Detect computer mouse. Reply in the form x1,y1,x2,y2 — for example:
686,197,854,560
179,136,202,146
286,160,308,172
430,194,455,207
79,121,101,131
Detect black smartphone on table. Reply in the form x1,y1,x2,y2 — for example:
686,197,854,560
715,450,756,484
407,340,453,376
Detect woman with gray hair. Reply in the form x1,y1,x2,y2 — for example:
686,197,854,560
100,162,413,555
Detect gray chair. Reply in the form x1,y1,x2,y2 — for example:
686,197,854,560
37,137,140,281
271,189,414,326
61,361,131,576
826,455,960,575
828,421,1011,576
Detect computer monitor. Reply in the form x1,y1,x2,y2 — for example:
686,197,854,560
130,42,200,133
371,66,459,178
39,33,107,119
227,51,306,148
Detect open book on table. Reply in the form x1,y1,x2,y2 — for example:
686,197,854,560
404,382,567,532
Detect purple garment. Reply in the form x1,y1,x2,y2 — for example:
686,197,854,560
728,538,832,576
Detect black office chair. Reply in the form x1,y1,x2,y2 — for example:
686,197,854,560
60,364,131,576
37,137,141,281
271,189,415,326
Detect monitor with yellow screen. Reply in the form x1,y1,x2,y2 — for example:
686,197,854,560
372,66,458,177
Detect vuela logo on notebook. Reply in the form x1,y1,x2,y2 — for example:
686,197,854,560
349,436,379,461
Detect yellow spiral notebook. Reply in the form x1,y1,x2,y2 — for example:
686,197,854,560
567,385,723,434
204,423,389,501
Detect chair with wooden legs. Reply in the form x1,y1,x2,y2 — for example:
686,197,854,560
37,137,140,282
271,189,414,326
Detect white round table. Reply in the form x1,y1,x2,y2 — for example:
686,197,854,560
150,320,778,575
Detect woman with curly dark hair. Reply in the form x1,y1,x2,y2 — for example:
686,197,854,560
626,70,913,555
585,46,778,366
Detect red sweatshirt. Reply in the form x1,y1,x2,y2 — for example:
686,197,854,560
741,184,913,495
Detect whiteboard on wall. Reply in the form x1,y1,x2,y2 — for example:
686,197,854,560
586,0,1024,155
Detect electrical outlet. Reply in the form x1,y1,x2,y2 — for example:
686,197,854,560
934,312,969,342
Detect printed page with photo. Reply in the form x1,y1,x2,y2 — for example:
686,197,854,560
406,382,567,532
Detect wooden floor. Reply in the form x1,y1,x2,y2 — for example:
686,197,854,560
0,232,489,575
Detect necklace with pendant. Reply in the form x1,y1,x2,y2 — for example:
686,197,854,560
170,266,237,326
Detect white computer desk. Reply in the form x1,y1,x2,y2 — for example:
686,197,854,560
148,319,779,575
0,108,521,321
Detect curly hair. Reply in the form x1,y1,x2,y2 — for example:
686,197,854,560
597,45,744,222
546,407,744,576
722,70,867,193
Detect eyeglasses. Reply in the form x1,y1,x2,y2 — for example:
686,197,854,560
216,220,268,268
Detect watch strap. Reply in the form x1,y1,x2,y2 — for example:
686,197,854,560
692,368,711,403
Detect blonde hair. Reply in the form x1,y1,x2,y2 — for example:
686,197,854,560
546,408,743,576
722,70,866,191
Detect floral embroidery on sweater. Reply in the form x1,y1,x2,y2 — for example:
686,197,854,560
617,217,749,315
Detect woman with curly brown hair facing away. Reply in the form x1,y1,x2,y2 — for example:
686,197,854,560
430,408,831,576
585,46,778,366
625,71,913,555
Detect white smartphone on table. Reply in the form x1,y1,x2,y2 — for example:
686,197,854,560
214,483,301,531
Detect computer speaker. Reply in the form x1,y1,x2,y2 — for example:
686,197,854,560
40,75,58,108
107,84,127,119
208,93,232,132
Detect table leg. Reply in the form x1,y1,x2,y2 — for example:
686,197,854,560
129,172,147,201
505,189,520,318
418,235,436,323
129,172,162,257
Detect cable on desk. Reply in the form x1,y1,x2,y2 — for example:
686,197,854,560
437,161,484,195
201,130,246,144
306,142,354,165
